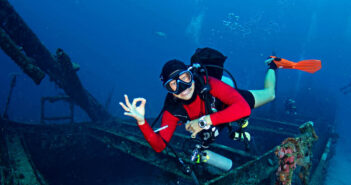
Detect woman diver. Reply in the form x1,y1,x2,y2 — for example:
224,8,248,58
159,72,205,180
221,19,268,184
119,48,277,153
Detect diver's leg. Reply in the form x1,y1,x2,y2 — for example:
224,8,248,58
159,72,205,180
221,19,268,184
249,69,276,108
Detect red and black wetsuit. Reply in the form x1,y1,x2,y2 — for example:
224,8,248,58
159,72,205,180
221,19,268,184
138,76,251,153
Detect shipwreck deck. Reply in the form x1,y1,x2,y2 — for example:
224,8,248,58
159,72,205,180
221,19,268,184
0,116,336,185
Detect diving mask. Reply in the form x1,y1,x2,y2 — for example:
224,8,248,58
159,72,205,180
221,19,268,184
163,70,193,95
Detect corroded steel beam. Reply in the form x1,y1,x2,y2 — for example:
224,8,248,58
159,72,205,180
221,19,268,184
0,0,111,121
0,27,45,84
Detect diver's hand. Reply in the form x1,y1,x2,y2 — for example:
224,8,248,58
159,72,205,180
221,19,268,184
119,94,146,125
185,119,203,138
186,115,213,138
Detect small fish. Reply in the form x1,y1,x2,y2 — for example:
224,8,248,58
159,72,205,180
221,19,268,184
155,31,167,38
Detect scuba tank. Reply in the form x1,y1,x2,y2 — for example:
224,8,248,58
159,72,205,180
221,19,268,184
201,150,233,172
190,144,233,172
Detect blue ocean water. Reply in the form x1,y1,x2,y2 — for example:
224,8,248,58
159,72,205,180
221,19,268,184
1,0,350,184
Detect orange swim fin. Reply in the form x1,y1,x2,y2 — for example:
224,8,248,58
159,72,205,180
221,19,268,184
270,56,322,73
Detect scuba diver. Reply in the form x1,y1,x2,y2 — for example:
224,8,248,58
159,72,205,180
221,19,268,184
119,48,321,176
120,48,276,150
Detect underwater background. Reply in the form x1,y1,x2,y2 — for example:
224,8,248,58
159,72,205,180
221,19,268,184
0,0,350,184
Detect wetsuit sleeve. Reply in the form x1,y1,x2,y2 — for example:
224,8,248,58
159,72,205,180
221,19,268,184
208,76,251,125
138,110,179,153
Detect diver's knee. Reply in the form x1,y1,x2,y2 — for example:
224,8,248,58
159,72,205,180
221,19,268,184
268,90,276,102
271,94,276,101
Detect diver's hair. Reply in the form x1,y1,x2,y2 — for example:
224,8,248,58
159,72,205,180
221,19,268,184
160,59,187,84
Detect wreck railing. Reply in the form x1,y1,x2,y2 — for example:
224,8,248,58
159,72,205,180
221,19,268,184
40,96,74,124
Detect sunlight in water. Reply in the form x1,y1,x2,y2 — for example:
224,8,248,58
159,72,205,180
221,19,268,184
186,12,205,45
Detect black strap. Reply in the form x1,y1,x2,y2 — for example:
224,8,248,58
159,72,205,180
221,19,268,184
203,64,238,89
